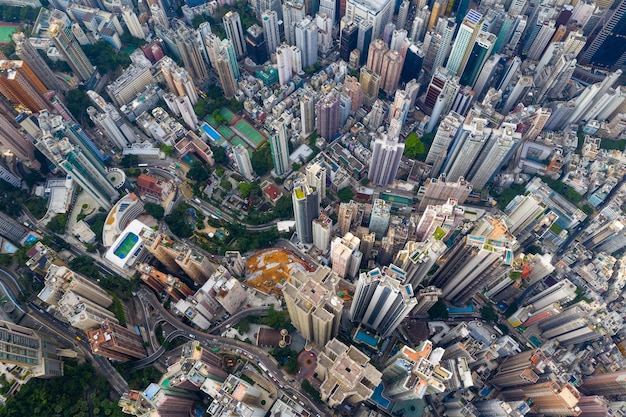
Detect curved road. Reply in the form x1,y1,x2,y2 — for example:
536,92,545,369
136,287,331,417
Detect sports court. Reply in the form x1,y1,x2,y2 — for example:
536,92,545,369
0,23,19,44
113,232,139,259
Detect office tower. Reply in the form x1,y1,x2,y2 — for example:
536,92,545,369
467,123,520,189
317,13,333,55
501,382,581,416
360,66,381,106
342,75,363,111
0,60,52,112
340,20,358,61
270,113,290,176
121,6,144,40
330,233,361,279
306,162,326,202
316,92,341,141
526,278,577,311
283,266,343,346
299,95,316,137
345,0,393,39
262,11,280,55
459,31,496,88
424,112,464,177
442,117,491,183
564,70,622,125
446,9,482,76
502,75,533,114
213,39,239,99
397,0,409,30
223,11,247,59
368,133,405,186
366,38,388,75
418,175,471,211
390,30,407,52
424,19,456,73
369,198,391,237
383,22,396,44
423,66,457,113
320,0,336,23
582,370,626,396
526,19,556,61
39,265,113,308
580,0,626,69
316,338,382,406
293,178,320,244
232,145,254,181
0,321,63,378
350,266,417,337
175,26,209,83
276,43,294,86
283,0,306,45
411,286,442,314
49,20,95,82
430,234,514,304
536,54,577,102
389,90,411,126
401,42,424,84
119,384,195,416
13,33,67,93
36,126,119,209
383,340,451,400
338,201,357,236
489,349,547,389
87,319,147,362
380,49,403,93
0,113,38,168
295,17,318,68
245,25,269,65
313,214,333,252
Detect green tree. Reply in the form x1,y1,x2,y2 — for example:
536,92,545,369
159,144,175,157
211,145,228,164
83,40,131,75
121,154,139,168
238,182,252,198
144,202,165,220
251,143,273,176
428,300,449,320
337,187,354,203
65,89,93,126
403,133,427,160
274,196,293,218
220,178,232,190
186,161,210,182
481,305,499,323
47,214,68,234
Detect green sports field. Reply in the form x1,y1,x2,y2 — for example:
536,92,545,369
0,24,18,44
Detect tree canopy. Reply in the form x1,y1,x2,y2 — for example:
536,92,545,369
186,161,211,183
403,133,427,160
83,40,131,75
144,202,165,220
251,143,273,176
337,187,354,203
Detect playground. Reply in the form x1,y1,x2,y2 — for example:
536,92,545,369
0,23,19,44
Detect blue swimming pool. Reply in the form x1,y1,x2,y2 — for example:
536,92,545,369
24,234,38,245
202,122,220,141
370,383,391,409
354,329,379,348
529,335,542,347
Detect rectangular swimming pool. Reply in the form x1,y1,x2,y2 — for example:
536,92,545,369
354,329,379,348
201,122,220,141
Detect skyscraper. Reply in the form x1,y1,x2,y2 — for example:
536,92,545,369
121,6,145,40
246,24,269,65
430,234,514,304
425,111,464,177
87,319,147,362
340,20,358,61
466,123,520,189
582,370,626,396
360,66,381,106
316,92,341,141
369,198,391,237
49,20,95,82
283,266,344,346
295,17,319,68
330,233,361,278
380,49,404,93
233,144,254,181
417,175,472,211
0,60,52,112
270,113,291,176
0,321,64,378
345,0,393,39
338,201,358,236
283,0,306,45
261,10,280,55
459,31,496,88
0,112,38,168
13,32,67,93
368,133,405,186
342,75,363,111
350,266,417,337
300,95,316,137
293,178,320,244
312,214,333,251
446,9,483,76
223,11,247,58
501,382,581,416
442,117,491,183
276,43,294,86
580,0,626,69
489,349,547,389
305,162,326,202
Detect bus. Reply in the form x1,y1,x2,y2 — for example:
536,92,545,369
137,163,148,167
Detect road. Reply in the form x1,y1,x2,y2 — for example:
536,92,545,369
136,288,331,417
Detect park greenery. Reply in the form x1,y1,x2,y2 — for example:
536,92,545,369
480,305,499,323
0,180,47,219
0,5,39,22
428,300,449,320
494,182,527,210
269,347,300,374
0,361,126,417
83,40,131,76
404,132,435,161
114,365,162,391
251,143,273,176
337,187,354,203
301,380,322,404
186,161,211,183
46,213,68,234
144,202,165,221
65,89,94,127
193,85,243,119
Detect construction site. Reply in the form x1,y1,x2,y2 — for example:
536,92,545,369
245,248,315,296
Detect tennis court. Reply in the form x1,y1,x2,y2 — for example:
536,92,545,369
219,108,237,123
0,23,18,44
230,136,248,149
234,119,266,147
218,125,236,139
